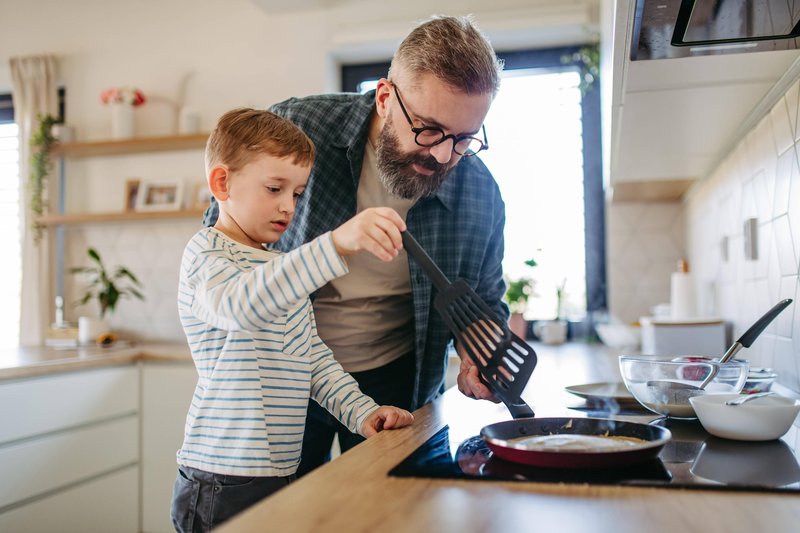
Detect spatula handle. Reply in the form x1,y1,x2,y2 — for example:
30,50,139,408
737,298,792,348
401,231,450,292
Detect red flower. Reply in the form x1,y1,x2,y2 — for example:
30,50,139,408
100,87,146,107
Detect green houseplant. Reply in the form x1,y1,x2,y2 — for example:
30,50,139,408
504,258,538,338
70,247,144,344
70,247,144,317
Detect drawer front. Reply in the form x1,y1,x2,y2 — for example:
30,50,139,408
0,465,138,533
0,365,138,445
0,416,138,509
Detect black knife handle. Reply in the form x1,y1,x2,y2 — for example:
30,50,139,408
738,299,792,347
401,231,450,292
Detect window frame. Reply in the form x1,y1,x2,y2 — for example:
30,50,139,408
0,88,66,124
341,46,607,317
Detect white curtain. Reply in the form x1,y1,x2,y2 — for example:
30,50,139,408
10,55,58,346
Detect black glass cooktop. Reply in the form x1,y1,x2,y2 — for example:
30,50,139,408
389,420,800,493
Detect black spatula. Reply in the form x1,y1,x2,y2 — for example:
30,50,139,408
402,230,536,419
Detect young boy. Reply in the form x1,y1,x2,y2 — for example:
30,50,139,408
171,108,413,532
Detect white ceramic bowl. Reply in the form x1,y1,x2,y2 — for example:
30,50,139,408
689,393,800,441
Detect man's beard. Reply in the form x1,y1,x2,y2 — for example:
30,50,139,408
375,114,453,200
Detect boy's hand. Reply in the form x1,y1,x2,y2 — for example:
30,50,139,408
362,406,414,437
332,207,406,262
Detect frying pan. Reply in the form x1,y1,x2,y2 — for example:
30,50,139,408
480,417,672,468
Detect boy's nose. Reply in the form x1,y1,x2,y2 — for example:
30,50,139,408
279,197,294,215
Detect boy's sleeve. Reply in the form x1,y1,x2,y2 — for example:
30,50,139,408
187,232,348,331
306,309,379,436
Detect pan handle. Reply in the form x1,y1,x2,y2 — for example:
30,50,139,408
401,231,450,292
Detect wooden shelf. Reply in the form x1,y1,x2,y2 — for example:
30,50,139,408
52,133,209,157
36,208,207,226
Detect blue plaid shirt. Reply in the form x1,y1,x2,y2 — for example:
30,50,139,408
204,91,508,408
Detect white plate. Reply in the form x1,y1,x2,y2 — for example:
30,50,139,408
564,382,639,407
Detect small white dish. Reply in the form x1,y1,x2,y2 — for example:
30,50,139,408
689,393,800,441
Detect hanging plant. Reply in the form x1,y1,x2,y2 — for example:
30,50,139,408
29,113,58,243
562,44,600,94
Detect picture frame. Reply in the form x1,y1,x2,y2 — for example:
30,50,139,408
192,182,214,210
135,180,184,212
124,179,140,212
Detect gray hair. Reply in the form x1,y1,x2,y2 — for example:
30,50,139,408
389,15,503,96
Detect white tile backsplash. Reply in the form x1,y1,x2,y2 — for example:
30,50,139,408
64,220,200,343
609,76,800,394
686,81,800,394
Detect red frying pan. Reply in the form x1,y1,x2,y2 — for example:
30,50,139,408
481,417,671,468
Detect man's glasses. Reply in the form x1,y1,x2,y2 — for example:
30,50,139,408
391,83,488,157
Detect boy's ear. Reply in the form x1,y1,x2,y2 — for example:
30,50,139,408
208,166,230,201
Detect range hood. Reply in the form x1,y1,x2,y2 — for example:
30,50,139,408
633,0,800,60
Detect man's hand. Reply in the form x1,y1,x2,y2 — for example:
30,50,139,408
455,343,500,403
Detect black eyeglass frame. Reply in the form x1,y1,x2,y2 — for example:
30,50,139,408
390,82,489,157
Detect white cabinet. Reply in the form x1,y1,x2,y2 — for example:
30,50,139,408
0,366,140,531
0,466,138,533
0,358,198,532
140,361,197,533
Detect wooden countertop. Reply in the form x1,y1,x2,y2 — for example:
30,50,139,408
219,342,800,533
0,342,192,380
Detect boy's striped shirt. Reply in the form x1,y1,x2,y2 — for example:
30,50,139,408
176,227,378,476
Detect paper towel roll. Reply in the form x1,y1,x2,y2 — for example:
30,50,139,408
670,260,695,319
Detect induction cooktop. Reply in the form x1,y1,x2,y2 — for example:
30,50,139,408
389,419,800,493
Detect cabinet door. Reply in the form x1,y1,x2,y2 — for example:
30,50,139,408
0,465,138,533
141,362,197,533
0,365,138,445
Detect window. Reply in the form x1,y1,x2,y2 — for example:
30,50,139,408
341,47,606,324
0,107,21,348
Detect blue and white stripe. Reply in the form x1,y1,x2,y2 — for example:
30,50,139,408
176,227,379,476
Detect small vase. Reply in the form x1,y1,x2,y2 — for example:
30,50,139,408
110,103,135,139
78,316,110,345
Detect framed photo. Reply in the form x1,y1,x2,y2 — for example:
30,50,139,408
135,180,184,211
124,179,140,212
192,182,213,210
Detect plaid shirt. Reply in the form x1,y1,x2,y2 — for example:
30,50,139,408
204,91,508,409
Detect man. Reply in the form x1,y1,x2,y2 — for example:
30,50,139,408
204,15,507,476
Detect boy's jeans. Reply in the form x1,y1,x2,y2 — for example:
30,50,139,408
171,465,294,532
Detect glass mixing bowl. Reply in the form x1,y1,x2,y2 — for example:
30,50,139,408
619,355,749,419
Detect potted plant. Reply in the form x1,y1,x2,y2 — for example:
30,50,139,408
70,247,144,344
504,258,538,339
533,278,569,345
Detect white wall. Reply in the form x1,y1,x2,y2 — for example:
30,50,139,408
1,0,599,341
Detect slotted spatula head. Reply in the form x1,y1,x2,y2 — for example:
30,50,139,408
402,231,537,419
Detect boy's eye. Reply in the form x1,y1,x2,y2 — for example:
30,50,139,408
266,186,281,193
293,191,305,199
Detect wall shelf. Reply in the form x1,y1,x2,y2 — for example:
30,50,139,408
52,133,209,158
36,208,207,226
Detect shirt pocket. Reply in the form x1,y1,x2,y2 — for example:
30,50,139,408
282,300,313,358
